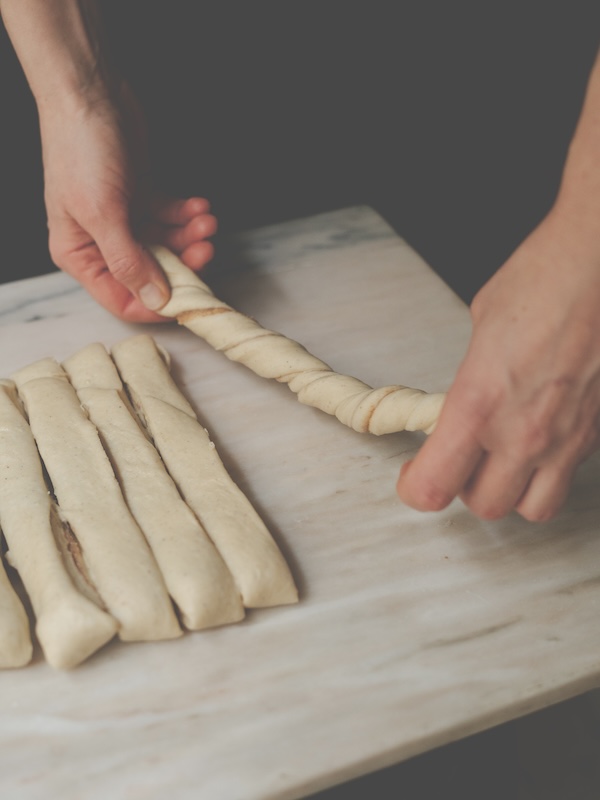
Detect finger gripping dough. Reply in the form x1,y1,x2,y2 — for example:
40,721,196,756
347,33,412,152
151,244,446,435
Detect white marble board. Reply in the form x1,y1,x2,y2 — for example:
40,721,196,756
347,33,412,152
1,206,599,799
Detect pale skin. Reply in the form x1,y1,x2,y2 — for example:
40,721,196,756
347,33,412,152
0,0,217,322
3,2,600,521
397,46,600,522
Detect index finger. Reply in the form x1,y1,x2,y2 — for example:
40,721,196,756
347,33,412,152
55,239,170,323
77,264,171,323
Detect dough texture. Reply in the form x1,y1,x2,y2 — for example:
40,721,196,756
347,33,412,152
0,548,32,669
10,360,182,643
63,343,245,630
111,334,299,608
0,380,117,668
150,244,445,435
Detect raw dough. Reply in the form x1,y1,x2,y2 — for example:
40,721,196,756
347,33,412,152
110,334,299,608
63,342,245,630
0,547,32,669
10,360,182,643
0,379,117,668
150,244,445,435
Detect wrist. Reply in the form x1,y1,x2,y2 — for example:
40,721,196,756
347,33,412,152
549,176,600,265
1,0,115,114
550,49,600,261
36,71,115,123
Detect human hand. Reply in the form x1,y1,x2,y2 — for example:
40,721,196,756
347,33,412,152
396,209,600,521
38,82,217,322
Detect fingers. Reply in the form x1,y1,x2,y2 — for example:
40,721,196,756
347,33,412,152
398,388,599,523
514,465,574,522
80,266,171,324
49,193,218,322
396,396,485,512
53,237,170,323
178,240,215,271
150,196,212,225
145,195,218,272
459,432,593,522
514,427,600,521
396,208,600,523
161,214,218,256
95,221,171,312
458,453,536,520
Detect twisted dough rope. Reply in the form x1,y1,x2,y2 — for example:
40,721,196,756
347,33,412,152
151,245,446,435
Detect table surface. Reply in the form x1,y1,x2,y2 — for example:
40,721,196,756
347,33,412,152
1,206,600,800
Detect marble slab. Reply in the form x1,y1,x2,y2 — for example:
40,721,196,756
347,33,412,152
1,206,600,799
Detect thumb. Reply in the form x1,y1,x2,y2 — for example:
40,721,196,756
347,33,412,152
97,222,171,311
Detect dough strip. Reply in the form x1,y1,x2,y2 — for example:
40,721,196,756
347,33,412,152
0,379,118,668
63,343,245,630
150,244,446,435
111,334,299,609
10,360,182,643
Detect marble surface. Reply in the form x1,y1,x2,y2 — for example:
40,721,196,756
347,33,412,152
1,205,600,799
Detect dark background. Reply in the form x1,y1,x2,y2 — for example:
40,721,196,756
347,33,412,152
1,2,599,303
1,5,600,797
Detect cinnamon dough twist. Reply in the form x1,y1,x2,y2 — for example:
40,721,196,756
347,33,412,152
151,245,446,435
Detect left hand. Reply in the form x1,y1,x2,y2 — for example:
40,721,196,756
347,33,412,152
40,81,217,322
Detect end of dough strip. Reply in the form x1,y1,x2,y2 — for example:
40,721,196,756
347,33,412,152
10,359,182,644
0,549,33,669
150,244,446,435
63,343,246,631
110,334,299,609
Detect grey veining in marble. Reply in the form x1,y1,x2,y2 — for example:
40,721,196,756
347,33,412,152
1,206,599,800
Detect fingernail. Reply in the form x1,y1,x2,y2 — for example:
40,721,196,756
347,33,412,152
139,283,166,310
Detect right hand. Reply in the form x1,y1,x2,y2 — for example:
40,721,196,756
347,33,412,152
38,81,217,322
397,207,600,522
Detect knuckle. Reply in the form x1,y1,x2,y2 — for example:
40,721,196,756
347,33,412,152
516,421,553,460
48,236,66,268
107,252,142,282
454,373,500,426
47,231,77,273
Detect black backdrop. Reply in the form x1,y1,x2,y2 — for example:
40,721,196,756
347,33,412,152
2,2,599,302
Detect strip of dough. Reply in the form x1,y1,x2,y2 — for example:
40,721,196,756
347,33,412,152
0,547,32,669
10,361,182,643
0,379,118,669
149,244,445,435
63,343,245,630
110,334,299,608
